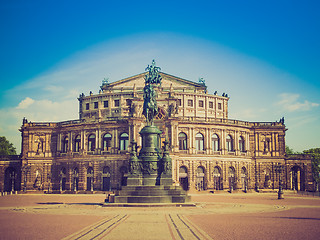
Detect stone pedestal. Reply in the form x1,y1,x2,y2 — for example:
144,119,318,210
111,125,189,203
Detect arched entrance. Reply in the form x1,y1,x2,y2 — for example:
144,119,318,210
196,166,205,191
4,167,16,192
291,166,304,191
87,167,94,191
241,167,248,191
264,168,272,189
72,168,79,191
179,166,189,191
228,167,235,191
213,166,222,190
59,168,67,191
102,166,111,191
33,169,42,190
120,166,128,188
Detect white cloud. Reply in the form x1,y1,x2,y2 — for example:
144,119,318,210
0,98,78,153
16,97,35,109
276,93,319,112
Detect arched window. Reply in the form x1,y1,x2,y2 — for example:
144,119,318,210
179,166,188,191
226,135,234,152
195,133,204,151
102,133,112,151
73,168,79,191
228,167,235,190
212,134,220,151
196,166,205,190
239,136,245,152
119,133,129,150
60,168,67,191
62,136,68,153
120,166,128,186
87,167,94,191
241,167,247,191
102,166,111,191
88,134,96,151
178,132,187,150
213,166,222,190
74,135,81,152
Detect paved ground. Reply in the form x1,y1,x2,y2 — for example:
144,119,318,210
0,191,319,239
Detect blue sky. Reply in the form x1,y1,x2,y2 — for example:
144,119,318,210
0,0,319,153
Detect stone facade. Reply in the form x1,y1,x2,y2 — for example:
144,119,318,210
0,72,315,192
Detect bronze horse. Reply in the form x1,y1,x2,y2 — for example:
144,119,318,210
142,84,158,125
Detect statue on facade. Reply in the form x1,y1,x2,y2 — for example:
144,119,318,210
102,77,109,86
198,77,207,93
129,103,136,116
198,77,205,85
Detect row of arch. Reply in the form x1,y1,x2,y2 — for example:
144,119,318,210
58,166,128,191
0,165,308,192
61,132,129,153
178,166,248,191
178,132,246,152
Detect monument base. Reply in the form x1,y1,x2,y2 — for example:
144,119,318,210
127,175,173,186
113,185,190,203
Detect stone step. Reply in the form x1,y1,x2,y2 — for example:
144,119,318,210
118,190,187,196
113,185,190,203
114,195,189,203
121,185,182,190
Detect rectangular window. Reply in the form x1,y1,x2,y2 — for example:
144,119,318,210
218,103,222,110
86,103,89,110
199,100,204,108
104,101,108,108
209,101,213,108
187,99,193,107
177,99,182,106
94,102,98,109
114,99,120,107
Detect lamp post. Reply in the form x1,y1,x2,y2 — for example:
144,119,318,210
275,164,284,199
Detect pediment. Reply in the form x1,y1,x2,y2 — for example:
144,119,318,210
102,72,205,90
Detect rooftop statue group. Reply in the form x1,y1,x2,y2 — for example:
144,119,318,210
142,60,162,125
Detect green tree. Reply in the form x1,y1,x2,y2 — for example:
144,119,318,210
286,145,295,154
0,136,17,155
303,148,320,191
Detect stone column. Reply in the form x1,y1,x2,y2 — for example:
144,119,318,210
82,130,86,151
57,133,61,152
191,128,195,154
96,129,99,150
221,129,226,155
188,127,191,154
69,132,72,152
114,129,118,153
235,131,239,155
206,128,210,154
